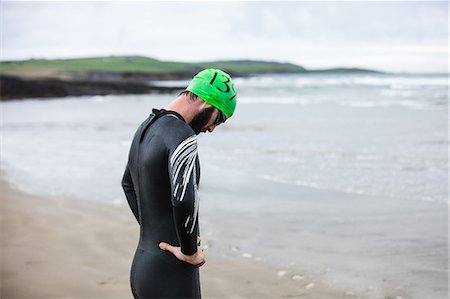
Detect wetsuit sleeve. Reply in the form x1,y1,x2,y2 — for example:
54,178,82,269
195,156,201,238
122,164,140,225
168,134,200,256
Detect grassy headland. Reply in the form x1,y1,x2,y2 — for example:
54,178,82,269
0,56,380,100
0,56,311,77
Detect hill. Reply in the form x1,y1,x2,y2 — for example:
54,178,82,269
0,56,380,100
0,56,311,78
0,56,380,78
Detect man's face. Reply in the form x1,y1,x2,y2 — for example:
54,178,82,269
189,105,221,135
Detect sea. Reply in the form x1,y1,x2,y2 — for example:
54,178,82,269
1,72,448,299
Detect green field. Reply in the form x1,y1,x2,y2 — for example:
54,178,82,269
0,56,311,76
0,56,382,79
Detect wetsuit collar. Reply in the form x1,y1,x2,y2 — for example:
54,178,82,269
152,108,186,123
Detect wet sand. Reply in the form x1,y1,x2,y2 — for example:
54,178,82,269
0,178,367,299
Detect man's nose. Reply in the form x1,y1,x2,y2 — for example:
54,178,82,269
207,125,216,133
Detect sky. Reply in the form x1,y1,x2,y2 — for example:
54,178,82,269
1,1,448,73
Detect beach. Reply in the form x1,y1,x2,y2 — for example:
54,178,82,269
2,1,448,298
1,73,448,299
1,178,367,299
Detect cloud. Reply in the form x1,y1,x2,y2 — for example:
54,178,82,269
1,1,447,72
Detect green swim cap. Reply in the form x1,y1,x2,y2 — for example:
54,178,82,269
186,69,237,118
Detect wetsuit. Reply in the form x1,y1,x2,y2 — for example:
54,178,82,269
122,108,201,299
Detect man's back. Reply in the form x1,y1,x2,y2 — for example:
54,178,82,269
122,108,201,298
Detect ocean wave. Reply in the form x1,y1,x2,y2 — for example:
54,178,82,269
239,96,444,110
261,173,448,205
234,73,447,110
235,74,447,89
148,80,191,87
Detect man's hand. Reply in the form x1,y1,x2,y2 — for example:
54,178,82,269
159,237,206,267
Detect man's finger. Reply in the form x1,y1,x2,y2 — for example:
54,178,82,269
195,260,206,268
159,242,174,252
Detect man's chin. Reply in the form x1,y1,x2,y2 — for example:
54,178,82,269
190,126,208,135
195,130,207,135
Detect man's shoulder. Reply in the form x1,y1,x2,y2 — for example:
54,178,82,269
156,113,196,146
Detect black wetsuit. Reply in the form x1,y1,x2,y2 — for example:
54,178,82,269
122,108,201,299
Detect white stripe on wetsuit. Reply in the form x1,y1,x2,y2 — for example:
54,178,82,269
170,135,199,234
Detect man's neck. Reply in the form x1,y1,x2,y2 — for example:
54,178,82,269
164,95,198,124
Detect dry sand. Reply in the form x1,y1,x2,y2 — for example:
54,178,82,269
1,179,368,299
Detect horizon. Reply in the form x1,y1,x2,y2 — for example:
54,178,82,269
0,54,447,75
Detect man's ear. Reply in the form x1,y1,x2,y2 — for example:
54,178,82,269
196,99,211,111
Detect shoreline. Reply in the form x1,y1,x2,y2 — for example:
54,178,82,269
0,74,185,101
1,178,369,299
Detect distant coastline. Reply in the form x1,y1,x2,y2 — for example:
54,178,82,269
0,56,381,100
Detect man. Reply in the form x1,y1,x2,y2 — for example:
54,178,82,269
121,69,237,299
